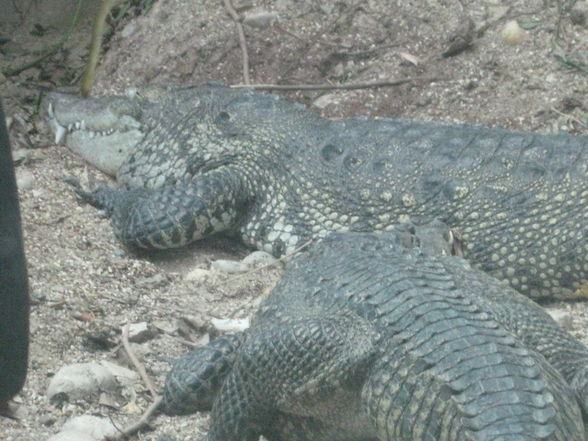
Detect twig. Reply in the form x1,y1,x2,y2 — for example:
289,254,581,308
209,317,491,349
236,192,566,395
222,0,250,84
231,75,444,91
121,323,158,397
550,106,588,129
107,323,164,440
3,0,84,77
107,395,164,441
81,0,122,96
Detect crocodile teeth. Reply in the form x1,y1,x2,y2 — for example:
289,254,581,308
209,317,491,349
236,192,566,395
75,121,81,130
67,123,73,132
47,103,54,118
54,124,67,144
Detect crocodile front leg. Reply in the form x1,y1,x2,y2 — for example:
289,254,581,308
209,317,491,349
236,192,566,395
72,166,253,249
164,332,246,415
201,315,379,441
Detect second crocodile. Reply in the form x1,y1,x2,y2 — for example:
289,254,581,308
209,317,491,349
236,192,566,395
163,224,588,441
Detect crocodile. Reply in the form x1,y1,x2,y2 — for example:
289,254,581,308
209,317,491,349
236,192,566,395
163,224,588,441
0,103,29,407
46,83,588,299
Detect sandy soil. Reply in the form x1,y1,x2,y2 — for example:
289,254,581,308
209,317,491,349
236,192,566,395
1,0,588,440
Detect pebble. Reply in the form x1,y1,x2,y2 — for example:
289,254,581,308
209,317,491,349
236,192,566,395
243,10,279,29
312,93,339,110
47,362,118,402
47,415,118,441
15,169,34,190
211,317,250,332
153,319,179,334
501,20,525,45
46,431,96,441
570,1,588,26
185,267,213,281
127,321,156,343
135,273,169,289
11,148,31,164
546,308,573,330
211,259,249,274
242,250,277,267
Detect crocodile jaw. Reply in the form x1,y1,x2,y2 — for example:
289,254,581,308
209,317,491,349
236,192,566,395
46,92,145,176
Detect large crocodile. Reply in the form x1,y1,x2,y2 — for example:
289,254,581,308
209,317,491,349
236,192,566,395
163,225,588,441
46,83,588,299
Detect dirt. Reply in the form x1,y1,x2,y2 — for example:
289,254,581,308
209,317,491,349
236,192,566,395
1,0,588,440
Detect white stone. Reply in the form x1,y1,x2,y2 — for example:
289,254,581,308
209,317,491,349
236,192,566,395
47,362,118,401
127,322,153,343
212,259,249,274
312,94,339,110
243,10,279,29
46,431,96,441
62,415,118,439
242,251,277,267
211,317,250,332
185,267,213,281
15,169,34,190
546,308,573,330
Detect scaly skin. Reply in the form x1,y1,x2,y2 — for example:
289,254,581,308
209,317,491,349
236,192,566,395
164,226,588,441
47,83,588,299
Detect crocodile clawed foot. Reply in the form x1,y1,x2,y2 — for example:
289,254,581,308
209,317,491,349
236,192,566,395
63,176,117,215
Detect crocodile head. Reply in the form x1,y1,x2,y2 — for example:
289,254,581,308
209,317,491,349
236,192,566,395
46,88,154,176
46,83,255,178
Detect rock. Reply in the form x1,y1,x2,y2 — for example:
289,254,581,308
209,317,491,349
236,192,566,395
312,93,339,110
546,308,573,330
62,415,118,438
120,22,137,38
181,314,209,332
210,317,250,333
127,322,156,343
211,259,249,274
135,273,168,289
501,20,525,45
570,2,588,26
47,362,118,402
46,431,96,441
47,415,118,441
15,169,34,190
153,319,179,334
40,414,57,426
442,15,475,57
11,148,31,165
243,10,279,29
242,251,277,267
185,267,213,281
